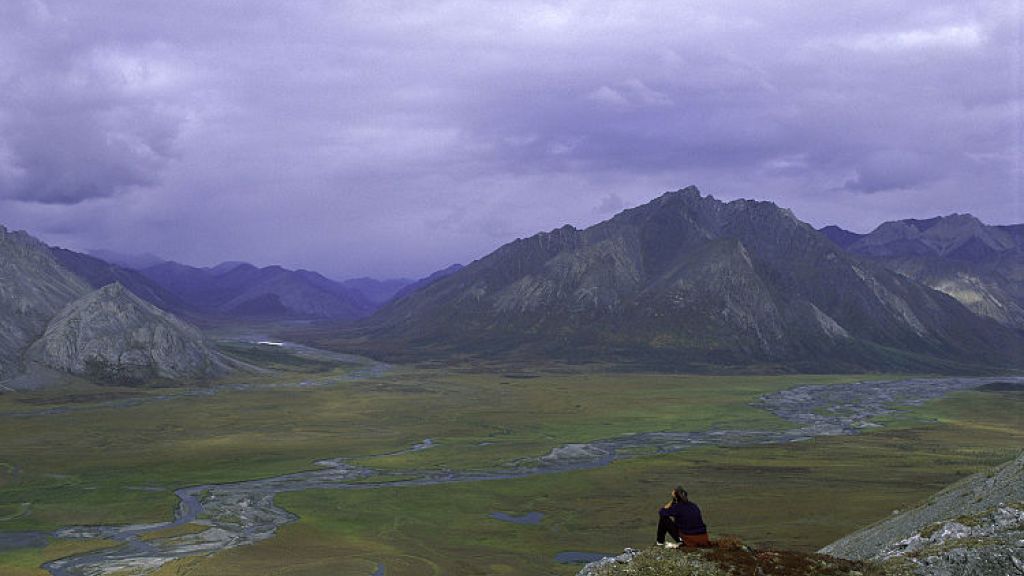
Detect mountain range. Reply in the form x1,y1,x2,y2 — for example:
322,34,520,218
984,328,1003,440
137,260,378,321
821,215,1024,329
4,185,1024,379
333,187,1024,372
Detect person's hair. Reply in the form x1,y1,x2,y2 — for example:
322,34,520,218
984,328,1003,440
673,486,689,503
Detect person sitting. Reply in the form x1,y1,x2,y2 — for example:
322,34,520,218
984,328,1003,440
656,485,710,548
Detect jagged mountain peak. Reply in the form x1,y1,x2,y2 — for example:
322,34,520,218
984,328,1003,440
353,186,1023,370
0,223,52,252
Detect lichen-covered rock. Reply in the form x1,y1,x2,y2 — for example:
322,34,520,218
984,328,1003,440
0,225,91,380
577,548,640,575
823,450,1024,576
576,544,865,576
29,283,229,383
870,505,1024,576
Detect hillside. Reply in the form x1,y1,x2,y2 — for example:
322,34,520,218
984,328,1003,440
821,448,1024,574
823,215,1024,329
0,226,91,380
50,247,183,312
28,283,230,384
344,187,1024,371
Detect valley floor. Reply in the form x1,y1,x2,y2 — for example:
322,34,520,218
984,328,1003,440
0,342,1021,575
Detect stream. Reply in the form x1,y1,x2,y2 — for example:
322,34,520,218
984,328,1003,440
4,366,1021,575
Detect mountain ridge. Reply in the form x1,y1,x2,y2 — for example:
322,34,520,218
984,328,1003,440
139,260,375,321
0,225,92,380
823,215,1024,329
333,187,1024,371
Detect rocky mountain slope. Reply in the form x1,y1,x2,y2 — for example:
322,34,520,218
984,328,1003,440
821,449,1024,575
355,187,1024,371
50,247,183,312
391,263,464,302
140,261,374,320
822,215,1024,329
0,225,91,380
28,283,229,384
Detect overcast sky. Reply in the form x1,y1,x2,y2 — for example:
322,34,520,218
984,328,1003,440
0,1,1020,278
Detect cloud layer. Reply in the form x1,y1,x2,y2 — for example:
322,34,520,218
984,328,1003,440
0,0,1020,277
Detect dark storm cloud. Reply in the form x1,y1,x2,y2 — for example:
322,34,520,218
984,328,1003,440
0,2,193,204
0,1,1019,277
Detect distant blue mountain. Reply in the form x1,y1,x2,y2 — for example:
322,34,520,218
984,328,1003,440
86,249,166,270
825,214,1024,329
140,261,374,321
341,277,414,305
50,247,183,312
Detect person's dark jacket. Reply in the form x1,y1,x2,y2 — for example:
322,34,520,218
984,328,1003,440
658,501,707,534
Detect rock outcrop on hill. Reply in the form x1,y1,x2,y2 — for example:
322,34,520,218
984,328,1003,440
357,187,1024,371
28,283,229,384
821,450,1024,575
824,215,1024,329
0,225,91,380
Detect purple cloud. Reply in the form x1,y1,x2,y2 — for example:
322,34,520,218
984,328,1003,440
0,0,1019,277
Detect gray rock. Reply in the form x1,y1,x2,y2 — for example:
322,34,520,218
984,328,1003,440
0,225,91,380
576,548,640,576
29,283,230,383
822,450,1024,576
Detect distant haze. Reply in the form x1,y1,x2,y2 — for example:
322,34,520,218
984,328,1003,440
0,1,1020,278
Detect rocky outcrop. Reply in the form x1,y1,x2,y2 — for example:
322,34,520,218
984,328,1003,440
821,450,1024,575
28,283,229,384
0,225,91,380
577,544,870,576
